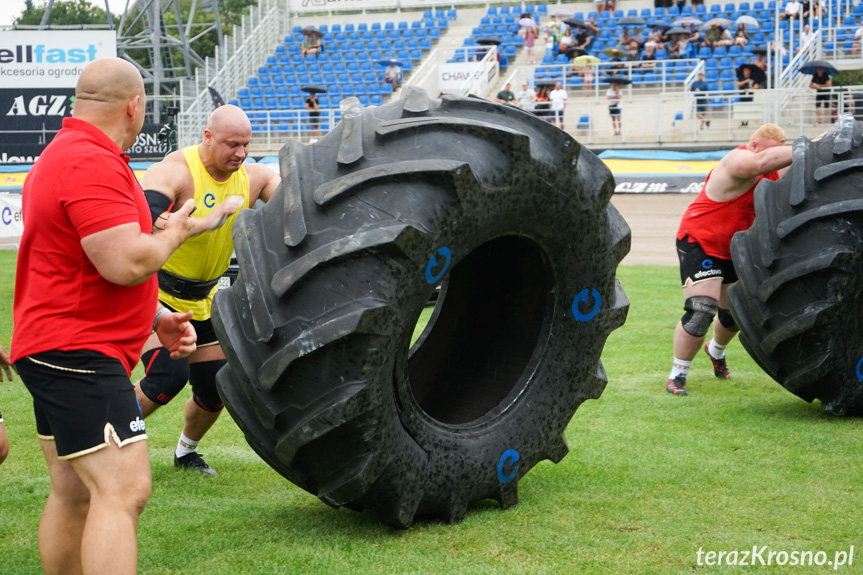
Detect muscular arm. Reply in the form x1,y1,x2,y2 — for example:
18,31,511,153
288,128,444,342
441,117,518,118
80,199,198,286
705,145,792,201
248,163,280,204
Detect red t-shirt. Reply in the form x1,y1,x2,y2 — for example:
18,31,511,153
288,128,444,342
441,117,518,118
677,147,780,260
12,117,157,375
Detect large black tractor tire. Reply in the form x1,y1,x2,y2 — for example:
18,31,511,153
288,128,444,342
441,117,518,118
212,88,630,527
729,117,863,415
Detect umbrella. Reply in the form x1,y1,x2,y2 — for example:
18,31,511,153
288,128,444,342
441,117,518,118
518,17,537,27
799,60,839,75
477,36,502,45
550,9,572,18
536,78,558,87
736,15,759,29
565,46,588,58
301,25,323,37
751,45,769,55
666,26,688,35
563,17,586,28
603,76,632,85
673,16,703,26
736,63,767,85
572,54,601,65
301,85,327,94
208,86,225,109
701,17,731,29
619,16,647,26
602,46,627,58
377,58,401,67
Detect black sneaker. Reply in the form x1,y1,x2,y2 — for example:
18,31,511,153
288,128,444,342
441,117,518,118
174,452,218,476
704,343,730,379
666,374,688,396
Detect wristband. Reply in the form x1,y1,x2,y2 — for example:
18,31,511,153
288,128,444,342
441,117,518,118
153,307,171,332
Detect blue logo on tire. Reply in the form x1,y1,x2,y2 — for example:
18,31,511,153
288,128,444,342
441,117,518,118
702,259,714,269
498,449,520,484
571,288,601,322
425,247,452,284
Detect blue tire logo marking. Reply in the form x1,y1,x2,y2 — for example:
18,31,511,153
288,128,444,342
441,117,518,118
204,193,216,208
425,247,452,284
571,288,601,322
702,259,714,269
498,449,520,484
856,357,863,380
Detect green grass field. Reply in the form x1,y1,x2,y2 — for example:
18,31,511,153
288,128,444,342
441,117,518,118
1,250,860,574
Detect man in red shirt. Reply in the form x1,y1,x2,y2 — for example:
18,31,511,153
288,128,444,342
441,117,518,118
667,124,792,396
11,58,204,575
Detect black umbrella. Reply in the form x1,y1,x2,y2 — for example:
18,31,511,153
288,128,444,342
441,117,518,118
619,16,647,26
751,45,768,55
536,78,558,87
208,87,225,109
799,60,838,75
736,63,767,86
301,25,323,37
477,37,502,45
301,85,327,94
564,17,586,28
565,46,588,58
603,76,632,85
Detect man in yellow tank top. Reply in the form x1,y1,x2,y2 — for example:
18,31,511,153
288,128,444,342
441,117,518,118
134,105,279,475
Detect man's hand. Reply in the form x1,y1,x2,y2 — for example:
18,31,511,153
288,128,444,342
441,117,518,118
0,344,17,382
192,195,245,234
155,310,197,359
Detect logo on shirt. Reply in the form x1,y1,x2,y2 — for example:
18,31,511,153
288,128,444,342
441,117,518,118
701,259,714,269
129,416,146,433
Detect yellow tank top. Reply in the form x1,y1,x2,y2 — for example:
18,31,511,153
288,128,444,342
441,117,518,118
159,145,250,320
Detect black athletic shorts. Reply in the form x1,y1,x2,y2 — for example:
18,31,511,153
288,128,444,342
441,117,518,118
677,236,738,286
16,350,147,460
815,92,830,106
160,301,218,346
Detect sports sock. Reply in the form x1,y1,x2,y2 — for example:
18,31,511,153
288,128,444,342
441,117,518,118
176,432,200,458
669,358,692,380
708,339,727,359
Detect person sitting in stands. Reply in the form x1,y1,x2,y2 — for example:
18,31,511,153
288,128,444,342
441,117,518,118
733,24,749,48
779,0,802,20
301,33,321,58
382,59,401,90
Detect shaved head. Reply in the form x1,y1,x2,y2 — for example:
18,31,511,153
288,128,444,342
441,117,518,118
75,58,144,113
206,105,251,137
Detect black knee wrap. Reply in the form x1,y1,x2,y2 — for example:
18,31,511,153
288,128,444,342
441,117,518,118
139,348,190,405
717,308,739,332
190,360,227,412
681,295,718,337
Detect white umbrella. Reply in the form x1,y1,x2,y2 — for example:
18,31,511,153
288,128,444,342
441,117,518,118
736,15,759,29
673,16,703,26
519,17,537,28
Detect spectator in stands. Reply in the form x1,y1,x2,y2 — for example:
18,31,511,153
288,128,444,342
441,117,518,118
798,24,814,53
535,84,551,119
810,66,832,124
607,81,622,136
702,24,733,49
594,0,606,17
645,26,664,50
691,72,710,129
569,60,596,91
751,51,768,72
301,32,322,58
686,24,702,46
733,24,750,48
852,21,863,56
558,28,575,53
305,91,320,140
669,33,691,59
779,0,801,21
736,66,760,126
802,0,821,19
495,83,516,105
545,15,561,43
524,26,537,64
575,25,593,51
549,81,568,128
619,27,638,48
383,59,402,90
516,81,536,112
605,0,617,17
641,43,658,69
625,41,642,67
585,16,600,38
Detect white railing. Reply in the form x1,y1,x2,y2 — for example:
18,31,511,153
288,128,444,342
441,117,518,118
178,0,286,148
458,46,500,97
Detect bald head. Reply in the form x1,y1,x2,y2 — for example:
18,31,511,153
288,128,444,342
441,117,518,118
206,105,251,138
75,58,144,114
201,104,252,177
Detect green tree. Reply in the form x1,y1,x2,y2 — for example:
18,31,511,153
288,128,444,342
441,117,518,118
13,0,112,26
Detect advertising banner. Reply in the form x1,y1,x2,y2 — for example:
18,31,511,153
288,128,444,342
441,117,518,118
0,30,117,89
438,60,497,92
125,124,170,161
0,193,23,246
0,87,73,164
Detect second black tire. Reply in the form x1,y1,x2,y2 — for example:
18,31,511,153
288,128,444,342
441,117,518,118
212,88,630,526
729,116,863,415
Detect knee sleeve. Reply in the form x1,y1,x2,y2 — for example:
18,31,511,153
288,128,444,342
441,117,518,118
139,348,190,405
190,360,227,412
717,308,739,332
681,295,718,337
